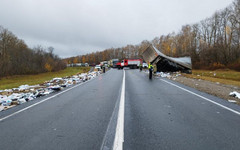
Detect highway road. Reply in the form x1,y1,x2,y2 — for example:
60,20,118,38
1,69,240,150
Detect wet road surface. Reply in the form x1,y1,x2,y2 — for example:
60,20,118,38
1,69,240,150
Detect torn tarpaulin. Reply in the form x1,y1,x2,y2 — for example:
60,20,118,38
142,45,192,73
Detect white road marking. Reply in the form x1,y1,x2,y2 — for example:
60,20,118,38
113,70,125,150
0,78,95,122
161,79,240,116
100,89,121,150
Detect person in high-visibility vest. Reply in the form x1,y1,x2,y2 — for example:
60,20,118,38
148,63,153,79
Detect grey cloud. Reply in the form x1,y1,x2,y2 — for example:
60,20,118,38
0,0,234,57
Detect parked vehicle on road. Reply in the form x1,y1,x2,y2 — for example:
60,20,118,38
95,65,101,71
116,59,142,69
110,59,119,68
142,63,148,68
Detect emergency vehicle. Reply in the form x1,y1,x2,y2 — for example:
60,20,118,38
116,59,143,69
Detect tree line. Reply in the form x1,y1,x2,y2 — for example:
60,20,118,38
0,26,66,77
65,0,240,71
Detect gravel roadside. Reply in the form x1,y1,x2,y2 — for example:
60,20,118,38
169,74,240,104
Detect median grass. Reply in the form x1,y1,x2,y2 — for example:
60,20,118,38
0,67,91,90
183,69,240,87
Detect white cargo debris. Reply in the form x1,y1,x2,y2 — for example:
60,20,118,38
0,71,102,111
155,72,171,78
49,85,62,91
228,100,237,103
22,93,34,101
8,93,22,102
18,98,27,105
1,99,12,106
0,95,7,103
19,85,30,91
43,90,51,95
0,105,4,111
52,78,63,81
229,91,240,99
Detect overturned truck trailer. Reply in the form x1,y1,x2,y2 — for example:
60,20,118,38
142,45,192,73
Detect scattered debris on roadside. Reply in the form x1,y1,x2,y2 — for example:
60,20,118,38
0,71,101,112
144,70,176,78
168,73,240,104
229,91,240,99
144,70,240,104
155,72,171,78
228,100,237,103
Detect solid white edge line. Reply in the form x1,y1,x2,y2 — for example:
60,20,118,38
161,79,240,116
113,70,125,150
0,77,96,122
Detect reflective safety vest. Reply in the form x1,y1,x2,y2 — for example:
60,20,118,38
148,64,153,69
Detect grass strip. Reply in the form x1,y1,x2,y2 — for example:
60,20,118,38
0,67,91,90
183,69,240,87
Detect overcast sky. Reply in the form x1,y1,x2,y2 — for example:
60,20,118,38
0,0,234,58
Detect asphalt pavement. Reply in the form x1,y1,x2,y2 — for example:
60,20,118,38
124,69,240,150
1,69,240,150
0,70,123,150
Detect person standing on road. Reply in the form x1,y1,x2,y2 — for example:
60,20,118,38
139,63,143,71
102,65,105,73
148,63,153,79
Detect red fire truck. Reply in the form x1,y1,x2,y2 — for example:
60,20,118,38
116,59,143,69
